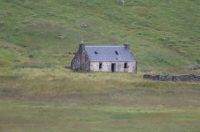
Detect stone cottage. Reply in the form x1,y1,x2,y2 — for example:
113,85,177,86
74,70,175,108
71,44,137,73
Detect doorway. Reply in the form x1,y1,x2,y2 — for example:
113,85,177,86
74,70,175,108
111,63,116,72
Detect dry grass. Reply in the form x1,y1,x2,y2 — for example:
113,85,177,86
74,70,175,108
0,68,200,132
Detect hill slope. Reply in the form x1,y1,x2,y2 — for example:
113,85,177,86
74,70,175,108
0,0,200,73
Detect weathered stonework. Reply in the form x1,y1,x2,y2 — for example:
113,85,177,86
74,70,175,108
71,44,90,71
143,74,200,82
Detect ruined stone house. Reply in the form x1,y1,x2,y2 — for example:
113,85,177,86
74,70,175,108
71,44,137,73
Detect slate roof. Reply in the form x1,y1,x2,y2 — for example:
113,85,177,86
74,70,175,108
84,45,136,62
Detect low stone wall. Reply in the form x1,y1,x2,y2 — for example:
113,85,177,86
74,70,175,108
143,74,200,82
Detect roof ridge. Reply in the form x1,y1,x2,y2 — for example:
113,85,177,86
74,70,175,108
85,45,125,47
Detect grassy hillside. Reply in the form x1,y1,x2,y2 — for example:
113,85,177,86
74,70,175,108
0,0,199,73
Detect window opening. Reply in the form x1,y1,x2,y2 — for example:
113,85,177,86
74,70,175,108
124,63,128,68
115,51,119,55
94,51,98,54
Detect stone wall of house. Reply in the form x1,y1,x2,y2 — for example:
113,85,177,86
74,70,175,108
80,46,90,71
71,51,81,71
90,61,137,73
71,44,90,71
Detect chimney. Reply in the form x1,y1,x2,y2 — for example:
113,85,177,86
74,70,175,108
79,43,85,49
124,44,129,49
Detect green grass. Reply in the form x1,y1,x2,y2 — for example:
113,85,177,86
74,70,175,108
0,99,200,132
0,0,200,73
0,0,200,131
